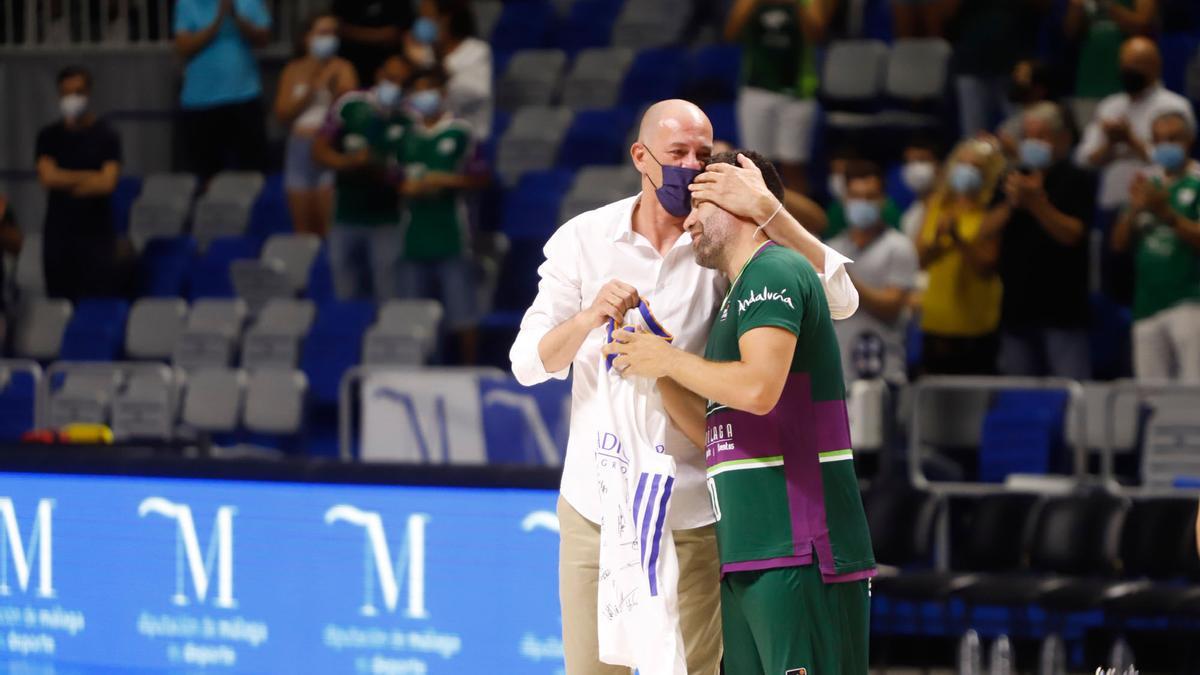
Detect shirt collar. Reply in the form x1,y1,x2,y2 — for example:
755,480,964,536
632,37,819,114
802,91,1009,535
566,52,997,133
610,193,694,249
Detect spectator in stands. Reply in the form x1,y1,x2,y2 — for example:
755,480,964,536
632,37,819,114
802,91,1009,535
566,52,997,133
406,0,493,141
0,195,21,343
946,0,1048,136
275,10,359,238
398,66,487,363
891,0,947,38
1111,110,1200,382
992,103,1096,378
1065,0,1158,101
333,0,414,86
314,54,412,302
900,136,942,239
827,161,919,386
174,0,271,183
35,65,123,301
825,145,902,241
997,59,1060,158
726,0,833,195
1075,37,1195,209
916,136,1006,374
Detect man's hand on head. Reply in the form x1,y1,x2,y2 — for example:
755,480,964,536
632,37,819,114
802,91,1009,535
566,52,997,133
603,327,678,380
688,153,779,224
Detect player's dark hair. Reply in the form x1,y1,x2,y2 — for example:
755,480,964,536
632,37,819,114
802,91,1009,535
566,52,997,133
844,160,883,186
57,65,91,89
705,150,785,203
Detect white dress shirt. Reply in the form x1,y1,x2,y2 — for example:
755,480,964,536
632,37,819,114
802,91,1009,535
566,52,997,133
510,194,858,530
1074,84,1196,209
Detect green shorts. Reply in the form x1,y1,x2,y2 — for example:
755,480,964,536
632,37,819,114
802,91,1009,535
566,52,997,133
721,564,870,675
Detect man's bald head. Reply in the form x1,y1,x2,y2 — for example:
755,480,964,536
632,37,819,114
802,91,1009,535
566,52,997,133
630,99,714,217
1119,37,1162,91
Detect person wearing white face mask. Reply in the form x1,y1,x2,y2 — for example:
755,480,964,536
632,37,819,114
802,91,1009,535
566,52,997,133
1111,110,1200,382
915,137,1007,375
899,136,942,240
275,11,359,238
827,161,920,387
35,65,124,301
405,0,493,141
314,54,413,301
989,102,1096,378
397,66,488,363
825,145,904,241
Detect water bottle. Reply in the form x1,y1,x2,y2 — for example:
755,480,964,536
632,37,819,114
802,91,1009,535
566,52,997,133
989,634,1013,675
958,629,983,675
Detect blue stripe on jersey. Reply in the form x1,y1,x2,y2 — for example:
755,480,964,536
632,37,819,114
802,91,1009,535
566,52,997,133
646,475,673,597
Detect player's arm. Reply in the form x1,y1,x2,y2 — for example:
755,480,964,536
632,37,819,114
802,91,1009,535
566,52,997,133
659,377,708,449
606,326,798,416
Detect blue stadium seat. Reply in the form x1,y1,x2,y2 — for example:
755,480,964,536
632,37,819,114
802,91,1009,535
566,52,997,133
59,299,130,362
686,44,741,102
1090,292,1133,380
481,377,570,465
500,169,575,239
247,173,292,241
979,391,1069,483
557,107,635,168
140,235,197,297
620,47,688,106
305,245,336,304
187,236,260,299
1159,32,1199,97
493,238,547,314
110,175,142,235
702,101,739,147
300,301,376,407
556,0,622,53
884,161,915,211
490,0,554,51
0,367,37,441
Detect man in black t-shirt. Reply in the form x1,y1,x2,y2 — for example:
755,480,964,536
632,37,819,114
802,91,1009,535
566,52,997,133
35,65,123,301
991,102,1096,379
333,0,415,85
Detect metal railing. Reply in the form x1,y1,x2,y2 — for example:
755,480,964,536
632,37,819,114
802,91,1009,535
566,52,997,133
1101,379,1200,497
0,0,326,51
907,376,1090,495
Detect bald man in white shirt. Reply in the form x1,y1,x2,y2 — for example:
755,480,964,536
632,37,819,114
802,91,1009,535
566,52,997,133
509,99,858,674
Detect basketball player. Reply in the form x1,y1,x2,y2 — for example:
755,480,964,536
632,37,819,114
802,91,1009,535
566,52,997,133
605,150,877,675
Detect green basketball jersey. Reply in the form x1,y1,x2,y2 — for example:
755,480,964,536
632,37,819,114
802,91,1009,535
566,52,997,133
324,91,411,227
400,117,475,260
738,0,818,97
703,243,875,581
1133,166,1200,320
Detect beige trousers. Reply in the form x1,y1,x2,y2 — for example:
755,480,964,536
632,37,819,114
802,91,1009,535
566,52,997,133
557,495,722,675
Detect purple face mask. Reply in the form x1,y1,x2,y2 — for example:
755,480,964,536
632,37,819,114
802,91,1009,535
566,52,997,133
643,146,701,217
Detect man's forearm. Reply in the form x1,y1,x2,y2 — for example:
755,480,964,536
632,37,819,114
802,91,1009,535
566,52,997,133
537,312,595,375
751,194,828,272
659,378,707,449
235,15,271,47
661,349,777,416
854,280,908,324
1028,195,1085,246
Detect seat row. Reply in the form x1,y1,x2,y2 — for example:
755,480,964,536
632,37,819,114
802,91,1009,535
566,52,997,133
11,296,443,373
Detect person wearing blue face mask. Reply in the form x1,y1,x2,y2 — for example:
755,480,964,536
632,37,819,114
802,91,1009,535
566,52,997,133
1111,110,1200,382
916,137,1006,374
989,102,1096,378
404,0,493,140
313,54,414,302
275,10,359,238
509,99,860,675
397,66,488,363
826,161,919,388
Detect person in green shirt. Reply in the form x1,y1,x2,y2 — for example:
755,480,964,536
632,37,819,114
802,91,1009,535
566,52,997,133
1065,0,1158,99
725,0,832,196
398,65,487,362
605,150,875,675
314,53,412,301
1111,110,1200,381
